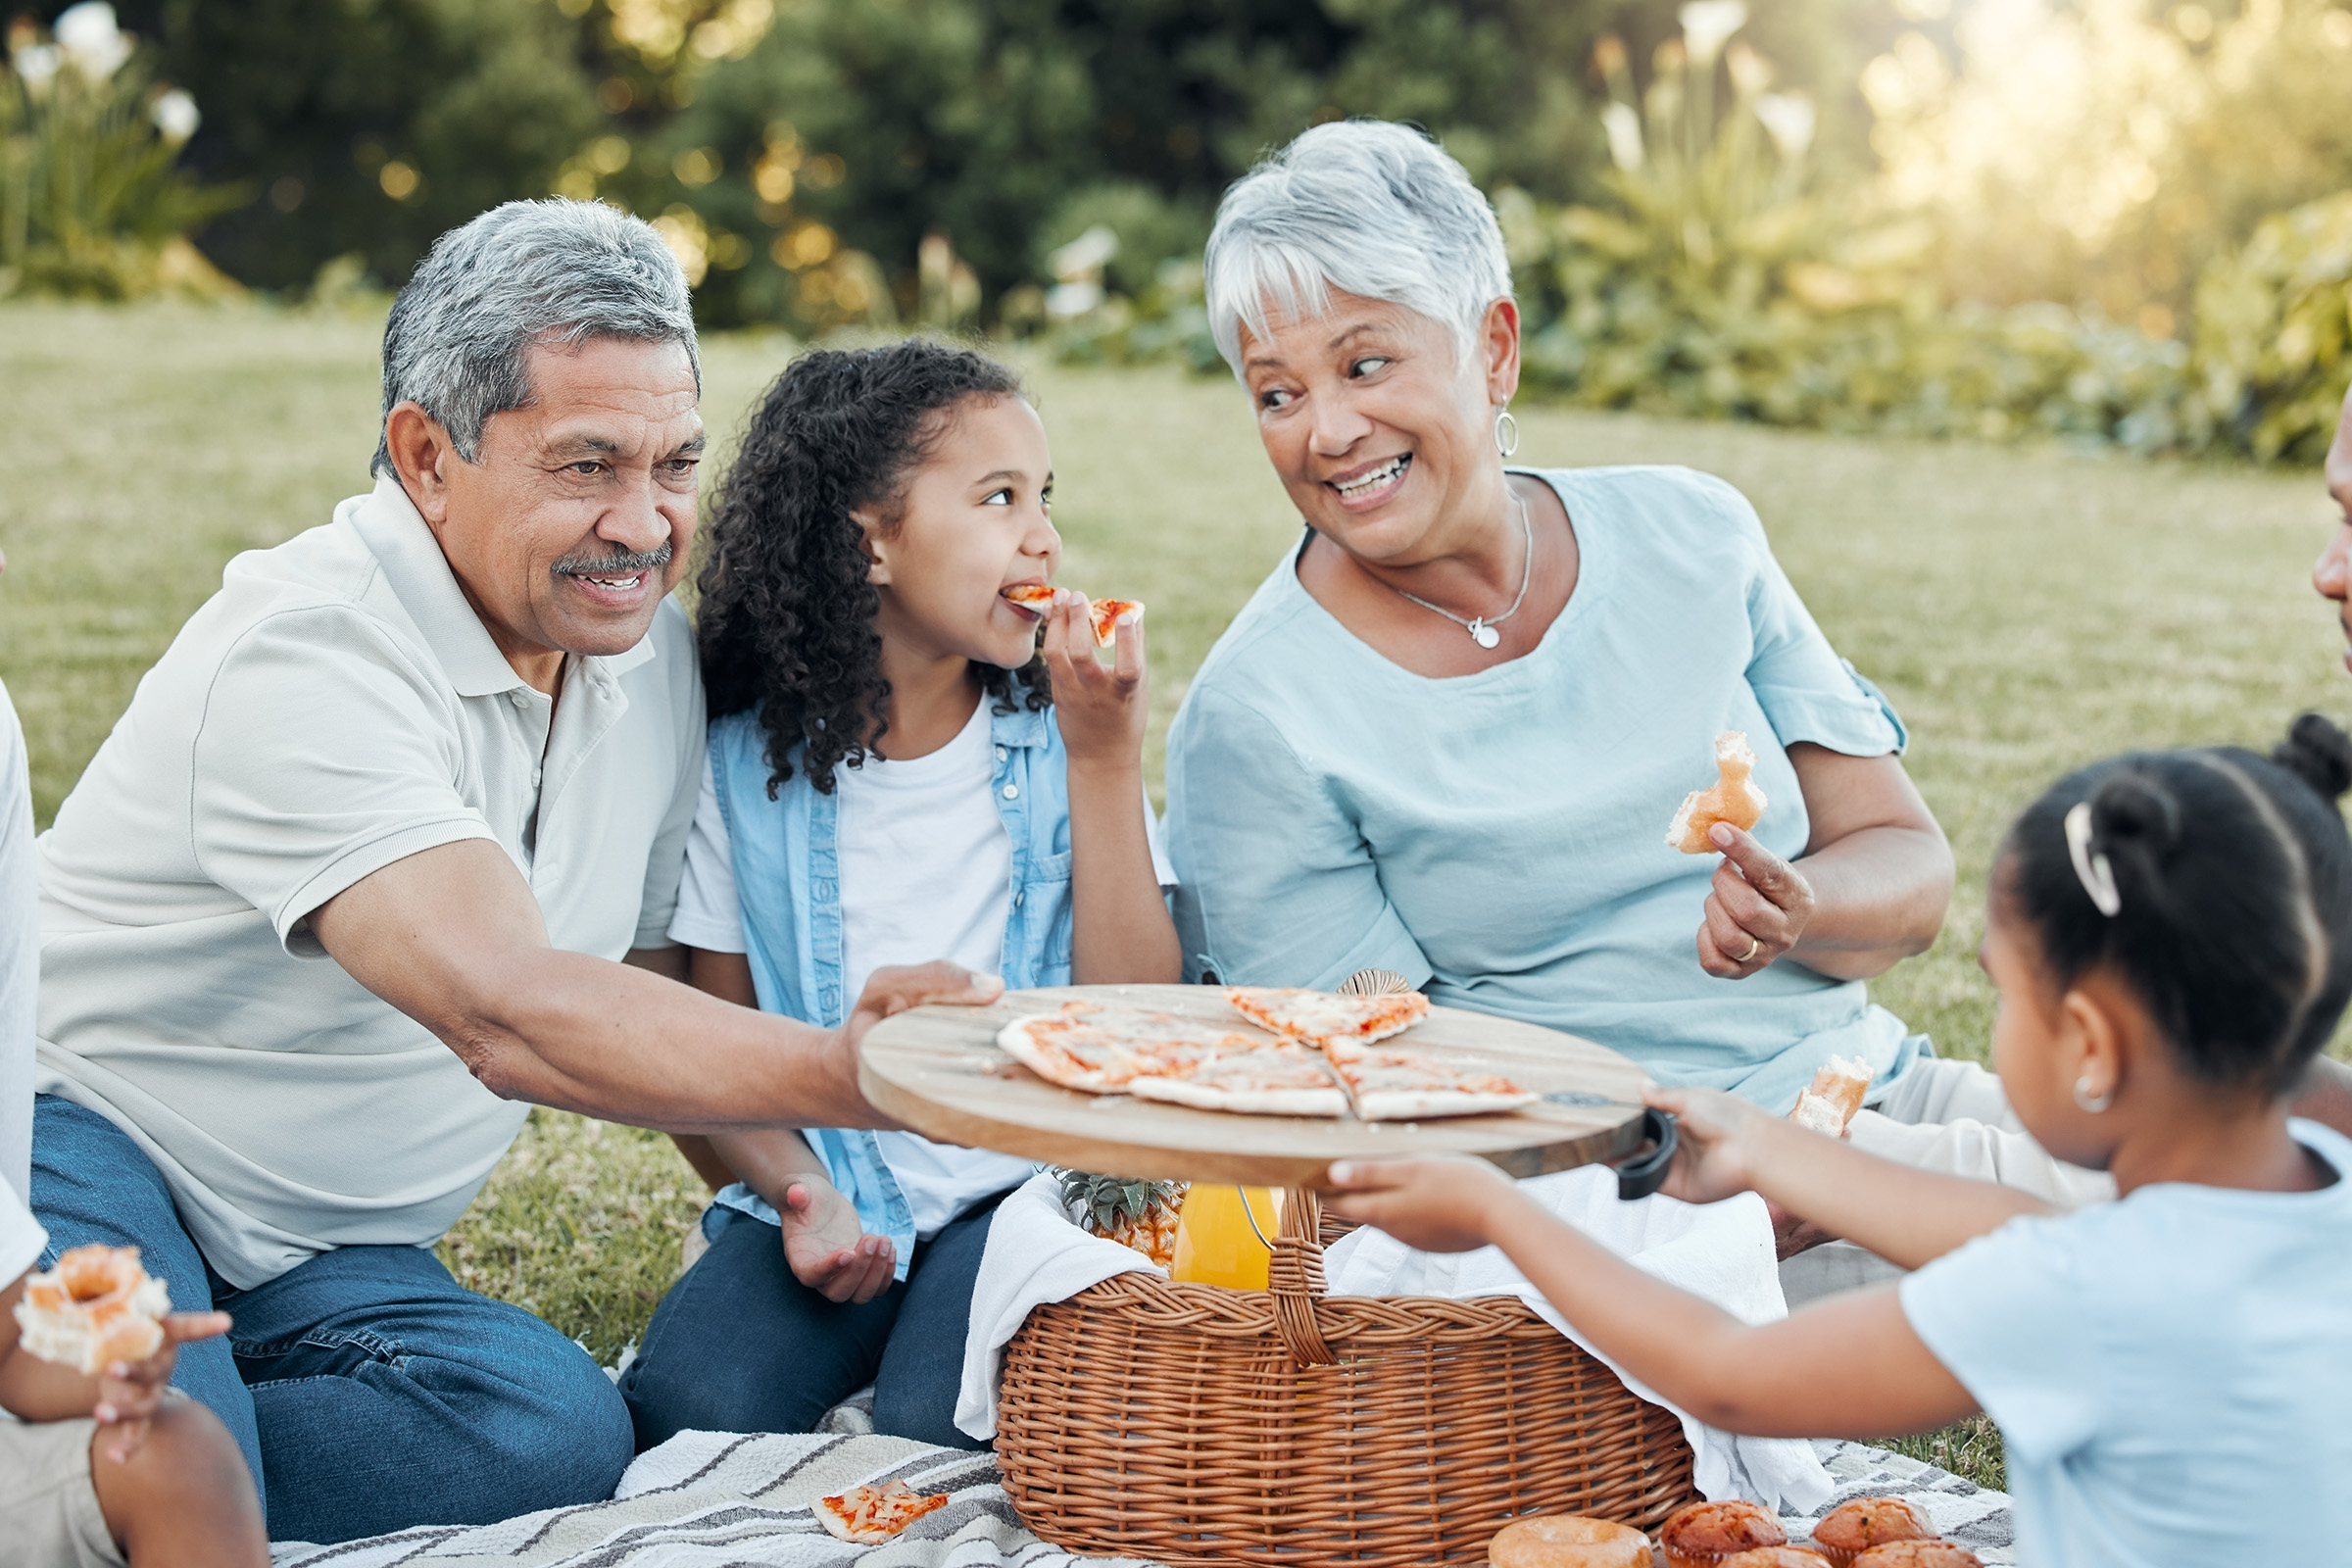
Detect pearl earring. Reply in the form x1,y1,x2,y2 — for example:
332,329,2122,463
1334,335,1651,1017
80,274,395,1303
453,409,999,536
2073,1076,2113,1113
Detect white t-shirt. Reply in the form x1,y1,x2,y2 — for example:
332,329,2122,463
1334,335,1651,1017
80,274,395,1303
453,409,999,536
33,477,704,1289
1899,1118,2352,1568
0,678,37,1206
669,698,1173,1239
0,1175,43,1292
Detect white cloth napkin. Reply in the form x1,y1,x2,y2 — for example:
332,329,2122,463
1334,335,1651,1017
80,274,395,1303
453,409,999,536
1320,1164,1834,1513
955,1170,1160,1441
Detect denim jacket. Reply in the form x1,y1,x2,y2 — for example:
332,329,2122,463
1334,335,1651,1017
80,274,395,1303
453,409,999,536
706,699,1074,1277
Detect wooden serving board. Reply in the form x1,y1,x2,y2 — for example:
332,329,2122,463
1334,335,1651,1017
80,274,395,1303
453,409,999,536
858,984,1652,1187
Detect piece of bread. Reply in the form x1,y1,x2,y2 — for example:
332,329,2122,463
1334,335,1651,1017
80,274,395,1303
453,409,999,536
1487,1513,1653,1567
1657,1499,1788,1566
1668,730,1769,854
1847,1543,1981,1568
1812,1497,1933,1566
11,1243,171,1375
1789,1054,1874,1136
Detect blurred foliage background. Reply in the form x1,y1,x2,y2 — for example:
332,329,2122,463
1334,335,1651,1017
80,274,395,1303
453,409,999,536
9,0,2352,460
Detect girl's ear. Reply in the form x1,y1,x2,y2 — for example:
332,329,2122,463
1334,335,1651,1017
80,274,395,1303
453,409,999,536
849,506,891,586
2058,983,2126,1110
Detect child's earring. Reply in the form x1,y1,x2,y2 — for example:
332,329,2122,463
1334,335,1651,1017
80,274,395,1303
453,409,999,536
2073,1075,2113,1113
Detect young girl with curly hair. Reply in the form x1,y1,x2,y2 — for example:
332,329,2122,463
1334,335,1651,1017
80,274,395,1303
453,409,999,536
620,340,1178,1449
1331,715,2352,1566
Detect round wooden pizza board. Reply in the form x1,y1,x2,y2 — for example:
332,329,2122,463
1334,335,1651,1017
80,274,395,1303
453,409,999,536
858,984,1653,1187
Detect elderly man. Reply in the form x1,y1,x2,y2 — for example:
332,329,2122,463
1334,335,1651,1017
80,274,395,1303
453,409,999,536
26,200,993,1545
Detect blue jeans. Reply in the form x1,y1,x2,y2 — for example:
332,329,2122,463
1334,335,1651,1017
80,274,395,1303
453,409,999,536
619,1190,1004,1451
29,1096,634,1544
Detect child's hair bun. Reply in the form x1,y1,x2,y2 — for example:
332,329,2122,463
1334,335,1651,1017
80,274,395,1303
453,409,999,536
2087,770,2182,860
2272,711,2352,803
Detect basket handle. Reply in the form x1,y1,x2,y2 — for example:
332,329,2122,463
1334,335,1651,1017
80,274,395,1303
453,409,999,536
1268,1186,1338,1368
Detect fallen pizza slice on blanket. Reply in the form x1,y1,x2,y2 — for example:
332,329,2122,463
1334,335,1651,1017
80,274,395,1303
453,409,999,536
814,1478,950,1544
1224,985,1430,1047
1318,1037,1540,1121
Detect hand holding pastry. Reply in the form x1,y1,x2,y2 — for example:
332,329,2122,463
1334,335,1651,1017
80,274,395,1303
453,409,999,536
92,1310,230,1465
1041,590,1147,769
1696,823,1817,979
778,1178,897,1305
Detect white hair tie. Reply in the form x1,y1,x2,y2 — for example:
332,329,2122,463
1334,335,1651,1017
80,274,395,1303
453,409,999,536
2065,801,2122,917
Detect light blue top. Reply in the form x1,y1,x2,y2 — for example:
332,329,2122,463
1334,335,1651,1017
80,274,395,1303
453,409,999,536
1164,466,1920,1108
1900,1119,2352,1567
706,699,1079,1277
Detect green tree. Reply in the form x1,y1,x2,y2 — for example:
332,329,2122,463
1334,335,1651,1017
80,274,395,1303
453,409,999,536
82,0,606,289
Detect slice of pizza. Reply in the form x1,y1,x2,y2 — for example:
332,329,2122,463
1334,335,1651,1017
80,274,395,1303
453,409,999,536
1125,1041,1350,1117
996,1002,1277,1093
1226,986,1429,1047
1000,583,1056,610
814,1478,950,1544
1087,597,1144,648
1318,1039,1538,1121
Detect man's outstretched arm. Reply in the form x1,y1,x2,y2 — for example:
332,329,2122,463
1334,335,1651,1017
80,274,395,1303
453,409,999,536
310,838,998,1132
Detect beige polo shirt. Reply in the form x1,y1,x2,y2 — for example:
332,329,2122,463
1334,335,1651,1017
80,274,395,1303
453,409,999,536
33,476,704,1289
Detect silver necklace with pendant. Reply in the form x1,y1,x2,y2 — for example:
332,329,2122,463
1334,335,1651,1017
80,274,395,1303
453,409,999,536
1387,485,1533,650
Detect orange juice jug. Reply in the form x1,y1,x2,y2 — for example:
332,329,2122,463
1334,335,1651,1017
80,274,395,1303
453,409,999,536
1169,1186,1280,1289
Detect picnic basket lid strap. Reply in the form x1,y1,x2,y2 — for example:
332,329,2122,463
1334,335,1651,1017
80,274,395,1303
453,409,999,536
1269,1186,1338,1367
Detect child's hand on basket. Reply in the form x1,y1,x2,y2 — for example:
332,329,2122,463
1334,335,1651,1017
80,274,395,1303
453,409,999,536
1323,1154,1515,1252
1640,1084,1776,1205
1042,591,1146,769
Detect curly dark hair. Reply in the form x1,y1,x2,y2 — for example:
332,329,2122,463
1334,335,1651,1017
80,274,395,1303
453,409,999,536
697,338,1049,796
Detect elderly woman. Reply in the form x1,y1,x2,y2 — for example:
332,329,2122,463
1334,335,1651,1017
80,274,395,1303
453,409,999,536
1165,122,2100,1212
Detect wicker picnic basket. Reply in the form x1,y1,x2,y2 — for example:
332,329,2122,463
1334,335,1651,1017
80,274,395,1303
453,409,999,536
995,1188,1697,1568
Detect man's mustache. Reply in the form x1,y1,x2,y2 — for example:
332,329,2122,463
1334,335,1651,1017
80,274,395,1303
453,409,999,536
553,542,674,577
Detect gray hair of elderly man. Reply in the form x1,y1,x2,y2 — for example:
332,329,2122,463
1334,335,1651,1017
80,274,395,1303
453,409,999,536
368,198,701,477
1203,120,1513,375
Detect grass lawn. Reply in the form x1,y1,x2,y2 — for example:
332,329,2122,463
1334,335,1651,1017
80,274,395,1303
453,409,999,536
6,300,2348,1494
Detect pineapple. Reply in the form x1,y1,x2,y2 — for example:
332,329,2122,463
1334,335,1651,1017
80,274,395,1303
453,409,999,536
1054,1168,1187,1267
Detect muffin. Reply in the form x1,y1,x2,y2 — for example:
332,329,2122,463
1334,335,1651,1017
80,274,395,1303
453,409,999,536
1488,1514,1653,1568
1719,1550,1835,1567
1657,1499,1788,1567
1848,1543,1983,1568
1812,1498,1935,1567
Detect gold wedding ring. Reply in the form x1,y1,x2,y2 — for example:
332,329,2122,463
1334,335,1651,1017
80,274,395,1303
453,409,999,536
1737,935,1762,963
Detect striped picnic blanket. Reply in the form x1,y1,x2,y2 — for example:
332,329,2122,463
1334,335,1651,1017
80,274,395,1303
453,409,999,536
270,1431,2017,1567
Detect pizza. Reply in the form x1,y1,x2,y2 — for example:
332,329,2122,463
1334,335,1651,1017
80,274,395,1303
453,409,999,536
997,585,1145,649
1666,729,1769,853
996,1001,1277,1092
1088,597,1144,648
813,1478,950,1544
1225,986,1429,1046
1319,1038,1539,1121
996,988,1532,1122
1125,1041,1351,1117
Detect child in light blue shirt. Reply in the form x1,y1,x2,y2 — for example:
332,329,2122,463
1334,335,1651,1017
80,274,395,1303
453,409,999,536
1329,715,2352,1566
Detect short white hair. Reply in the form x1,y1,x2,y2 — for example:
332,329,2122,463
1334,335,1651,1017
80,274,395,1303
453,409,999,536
1203,121,1512,374
372,199,700,476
